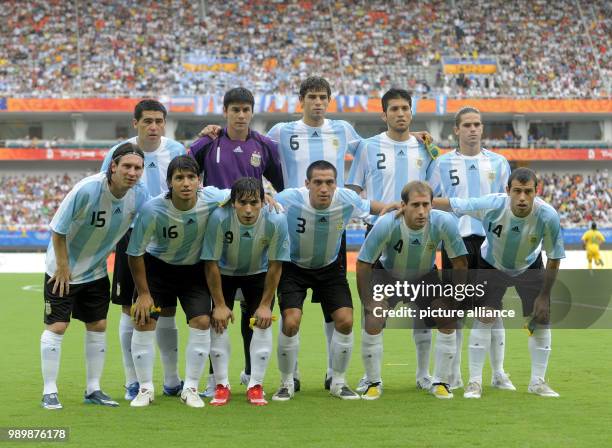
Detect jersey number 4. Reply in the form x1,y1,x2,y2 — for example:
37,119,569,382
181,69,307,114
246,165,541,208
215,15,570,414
487,222,503,238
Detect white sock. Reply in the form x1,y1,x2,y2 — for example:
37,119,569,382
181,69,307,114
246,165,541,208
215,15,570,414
131,330,156,390
184,328,211,391
277,331,299,385
156,316,181,388
490,317,506,375
412,326,432,380
529,326,552,383
433,331,456,384
330,330,353,387
324,321,334,378
452,324,463,382
468,319,493,384
210,329,231,386
248,327,273,388
85,331,106,395
119,313,137,386
41,330,63,395
361,330,383,384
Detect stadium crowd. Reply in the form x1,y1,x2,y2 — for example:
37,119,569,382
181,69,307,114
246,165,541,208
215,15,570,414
0,173,88,231
0,0,609,98
539,170,612,228
2,171,609,230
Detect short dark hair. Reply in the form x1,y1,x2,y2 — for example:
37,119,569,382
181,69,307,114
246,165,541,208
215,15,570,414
381,88,412,112
306,160,337,180
106,142,144,182
134,99,167,121
299,76,331,99
591,222,597,230
165,155,200,199
223,87,255,110
454,106,481,127
230,177,264,204
400,181,433,203
508,167,538,189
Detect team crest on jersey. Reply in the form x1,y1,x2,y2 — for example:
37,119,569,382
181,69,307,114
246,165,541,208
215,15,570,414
332,138,339,148
250,152,262,167
416,158,423,167
488,171,496,181
529,235,538,244
260,238,269,247
336,222,344,231
425,241,436,250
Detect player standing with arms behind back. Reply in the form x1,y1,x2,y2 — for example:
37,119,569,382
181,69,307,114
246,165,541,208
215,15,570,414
102,100,186,401
428,107,513,391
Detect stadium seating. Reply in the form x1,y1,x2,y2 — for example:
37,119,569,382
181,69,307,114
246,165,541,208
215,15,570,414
1,0,609,98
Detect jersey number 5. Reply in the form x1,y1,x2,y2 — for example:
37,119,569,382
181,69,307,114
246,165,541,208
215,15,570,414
449,169,460,186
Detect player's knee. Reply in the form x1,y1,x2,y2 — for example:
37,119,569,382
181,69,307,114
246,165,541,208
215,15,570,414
159,307,176,317
281,310,301,336
134,320,157,332
85,319,107,332
333,312,353,334
477,309,497,325
188,315,210,330
46,322,68,335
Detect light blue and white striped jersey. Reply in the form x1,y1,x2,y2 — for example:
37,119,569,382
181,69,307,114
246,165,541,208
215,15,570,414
126,187,229,265
358,210,467,280
201,206,290,276
267,119,361,188
428,148,510,237
46,173,149,284
101,136,186,196
347,132,434,224
276,187,370,269
450,194,565,276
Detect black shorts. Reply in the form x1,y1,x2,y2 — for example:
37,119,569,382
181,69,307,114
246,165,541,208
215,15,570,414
442,235,484,270
144,253,211,321
219,272,274,316
44,274,110,324
278,259,352,316
477,255,544,317
311,232,346,304
111,229,135,306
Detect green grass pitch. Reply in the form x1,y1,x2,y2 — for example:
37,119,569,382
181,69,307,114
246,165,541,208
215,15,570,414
0,273,610,448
